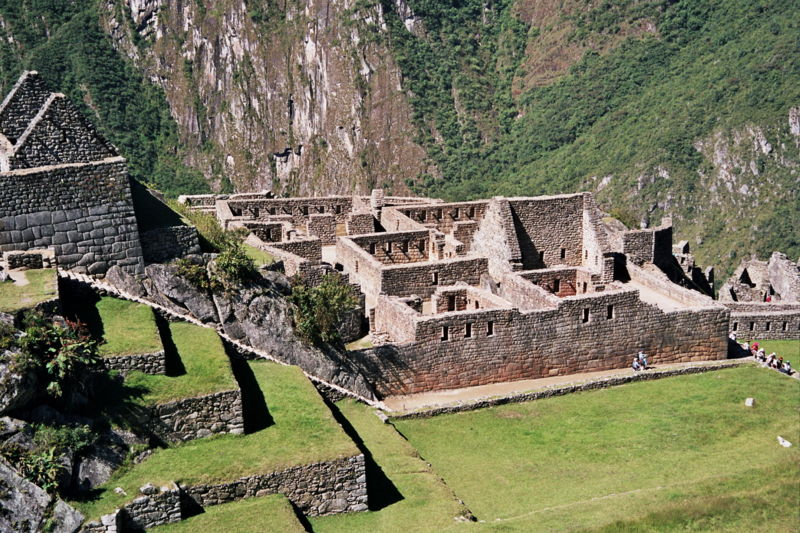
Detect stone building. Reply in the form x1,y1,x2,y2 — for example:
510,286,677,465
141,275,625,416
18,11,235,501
183,188,793,398
0,71,144,276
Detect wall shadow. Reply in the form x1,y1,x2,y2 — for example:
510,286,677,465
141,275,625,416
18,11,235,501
155,313,186,376
324,399,403,511
224,343,274,432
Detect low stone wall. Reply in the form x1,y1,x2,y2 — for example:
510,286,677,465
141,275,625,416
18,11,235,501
150,389,244,442
184,454,367,515
102,351,166,375
390,360,749,419
729,311,800,340
82,455,367,532
140,226,202,263
5,249,53,269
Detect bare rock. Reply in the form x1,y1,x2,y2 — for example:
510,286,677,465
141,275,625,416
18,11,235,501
144,263,218,322
0,354,37,415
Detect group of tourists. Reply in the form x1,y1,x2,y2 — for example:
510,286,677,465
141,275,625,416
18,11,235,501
631,351,649,371
730,333,793,376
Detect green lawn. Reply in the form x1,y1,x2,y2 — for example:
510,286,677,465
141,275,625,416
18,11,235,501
0,269,57,312
122,322,236,405
392,365,800,532
310,399,471,533
744,339,799,361
243,243,276,267
153,494,306,533
96,297,162,356
74,361,358,521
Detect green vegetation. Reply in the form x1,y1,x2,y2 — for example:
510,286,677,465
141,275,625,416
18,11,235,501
378,0,800,271
0,2,208,196
242,242,276,267
392,365,799,531
96,297,162,357
0,269,58,312
122,322,236,405
310,399,470,533
74,361,358,520
153,494,306,533
290,274,359,345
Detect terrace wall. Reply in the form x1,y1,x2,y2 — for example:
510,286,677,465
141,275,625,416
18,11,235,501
348,230,430,264
393,201,488,237
226,197,353,226
356,289,729,396
345,212,375,235
380,257,489,299
307,213,336,244
725,302,800,340
0,159,144,276
140,226,201,263
102,351,166,375
149,389,245,442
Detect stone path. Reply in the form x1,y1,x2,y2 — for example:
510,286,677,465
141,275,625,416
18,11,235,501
383,358,751,417
6,269,30,286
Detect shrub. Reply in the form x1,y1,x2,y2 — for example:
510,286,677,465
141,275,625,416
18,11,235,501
174,258,221,292
289,274,359,345
32,423,96,456
18,447,64,494
214,243,256,284
16,312,101,400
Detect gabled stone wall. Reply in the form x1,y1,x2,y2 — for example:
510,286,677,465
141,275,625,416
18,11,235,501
0,159,144,276
0,71,51,141
508,194,584,269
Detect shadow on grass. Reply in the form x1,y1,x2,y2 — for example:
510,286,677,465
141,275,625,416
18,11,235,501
224,344,273,433
290,500,314,532
58,278,104,340
323,398,403,511
155,313,186,376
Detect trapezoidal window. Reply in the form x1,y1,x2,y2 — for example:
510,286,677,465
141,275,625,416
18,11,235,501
749,321,755,331
385,242,392,253
539,251,545,263
301,206,309,215
475,301,480,309
468,206,475,217
441,326,449,341
465,323,473,338
607,304,614,320
354,261,359,273
401,241,409,253
369,243,376,255
552,279,560,293
582,308,590,323
582,282,588,293
487,321,494,337
782,322,787,331
432,272,439,285
765,322,771,331
732,322,738,331
453,207,460,219
335,205,342,214
447,295,456,312
560,248,566,259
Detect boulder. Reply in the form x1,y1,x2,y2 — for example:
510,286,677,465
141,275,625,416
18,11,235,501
144,263,218,323
104,265,146,298
0,458,83,533
75,429,141,492
0,416,26,441
0,353,37,415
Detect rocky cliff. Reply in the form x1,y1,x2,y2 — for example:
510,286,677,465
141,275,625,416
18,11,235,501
102,0,430,195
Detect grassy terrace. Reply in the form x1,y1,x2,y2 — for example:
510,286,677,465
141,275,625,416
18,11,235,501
243,243,276,267
74,361,358,520
310,399,470,533
0,268,57,312
121,322,236,405
153,494,306,533
96,297,162,357
391,364,799,532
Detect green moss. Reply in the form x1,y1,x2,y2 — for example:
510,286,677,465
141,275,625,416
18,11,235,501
0,269,58,313
73,361,358,520
96,297,162,357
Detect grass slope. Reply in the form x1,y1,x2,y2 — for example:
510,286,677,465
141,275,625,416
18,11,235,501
0,269,57,312
153,494,306,533
310,399,470,533
96,297,162,357
122,322,236,405
74,361,357,520
394,365,799,531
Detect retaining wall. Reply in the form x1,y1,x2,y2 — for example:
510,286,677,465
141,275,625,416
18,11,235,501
102,351,166,375
150,389,245,442
140,226,201,263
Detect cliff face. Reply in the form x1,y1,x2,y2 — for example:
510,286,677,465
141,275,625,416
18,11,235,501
103,0,429,195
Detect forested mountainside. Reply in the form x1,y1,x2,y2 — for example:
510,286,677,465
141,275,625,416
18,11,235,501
0,1,798,274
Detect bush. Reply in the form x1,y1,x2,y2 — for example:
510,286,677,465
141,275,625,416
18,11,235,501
16,312,101,400
214,244,256,284
174,258,221,292
289,274,359,345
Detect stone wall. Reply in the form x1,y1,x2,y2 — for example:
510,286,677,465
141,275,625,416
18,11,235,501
244,221,286,242
140,226,201,263
226,196,354,226
7,95,117,169
86,454,368,531
268,238,322,263
348,230,430,264
4,249,53,269
184,454,367,516
0,71,51,142
307,213,336,245
149,389,244,442
726,302,800,340
392,201,488,236
102,351,166,375
470,197,523,276
581,194,609,271
508,194,584,269
345,212,375,235
355,287,729,396
380,257,489,300
517,267,596,298
498,271,560,310
0,158,144,276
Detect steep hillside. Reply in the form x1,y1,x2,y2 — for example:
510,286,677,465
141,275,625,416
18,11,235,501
0,1,797,274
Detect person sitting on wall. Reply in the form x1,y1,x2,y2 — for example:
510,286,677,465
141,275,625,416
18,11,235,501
741,341,750,352
751,341,760,353
729,331,737,341
632,358,642,371
783,361,793,375
637,351,648,369
757,348,766,361
776,356,784,370
765,353,775,367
